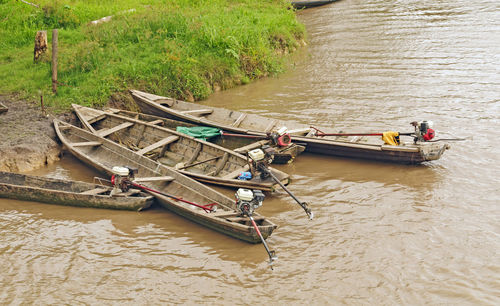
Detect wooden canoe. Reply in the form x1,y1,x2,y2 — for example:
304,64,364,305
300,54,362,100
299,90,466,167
53,120,277,243
130,89,449,164
291,0,339,9
0,171,154,211
101,107,305,164
72,104,290,191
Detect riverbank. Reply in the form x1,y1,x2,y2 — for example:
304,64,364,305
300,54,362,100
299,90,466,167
0,0,305,172
0,95,61,172
0,0,305,111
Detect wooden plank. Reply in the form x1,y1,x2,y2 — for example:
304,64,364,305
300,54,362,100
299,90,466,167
180,109,213,117
148,119,164,125
71,141,102,147
211,152,229,176
73,107,97,133
80,187,109,195
288,127,311,136
231,113,247,127
135,124,147,146
134,176,175,183
136,136,179,155
87,113,106,125
264,120,278,133
97,122,134,137
233,140,269,154
185,143,202,165
305,129,316,137
220,164,250,180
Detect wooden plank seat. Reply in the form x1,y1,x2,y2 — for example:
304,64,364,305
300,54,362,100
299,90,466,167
220,164,250,180
208,152,229,176
185,143,202,165
87,113,106,125
234,140,269,154
80,187,109,195
136,136,179,155
180,109,213,117
231,113,247,127
133,176,175,183
97,122,134,137
70,141,102,147
264,120,278,133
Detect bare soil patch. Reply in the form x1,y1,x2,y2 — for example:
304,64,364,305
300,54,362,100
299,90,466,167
0,95,61,172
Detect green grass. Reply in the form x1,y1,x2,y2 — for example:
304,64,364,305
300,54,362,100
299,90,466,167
0,0,305,111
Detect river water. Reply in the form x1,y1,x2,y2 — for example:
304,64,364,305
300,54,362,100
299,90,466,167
1,0,499,304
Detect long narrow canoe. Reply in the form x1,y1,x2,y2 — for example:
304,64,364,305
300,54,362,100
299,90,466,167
72,104,290,191
99,107,305,164
130,89,449,164
0,171,154,211
291,0,339,9
53,120,276,243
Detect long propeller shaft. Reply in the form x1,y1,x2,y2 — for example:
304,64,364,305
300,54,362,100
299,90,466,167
248,214,277,269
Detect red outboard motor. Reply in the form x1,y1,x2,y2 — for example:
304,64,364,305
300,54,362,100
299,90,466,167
412,121,435,142
269,127,291,147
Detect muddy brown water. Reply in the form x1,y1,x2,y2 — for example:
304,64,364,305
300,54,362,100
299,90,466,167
1,0,499,304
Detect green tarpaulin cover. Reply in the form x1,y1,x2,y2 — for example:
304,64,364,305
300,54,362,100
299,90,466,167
176,126,221,141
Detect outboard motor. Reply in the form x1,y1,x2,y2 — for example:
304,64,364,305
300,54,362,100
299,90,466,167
111,166,138,194
412,121,435,142
235,188,265,216
248,148,274,179
268,126,291,147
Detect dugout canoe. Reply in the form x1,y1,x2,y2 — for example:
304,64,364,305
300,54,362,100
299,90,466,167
72,104,290,191
291,0,339,9
130,89,449,164
95,107,305,164
0,171,154,211
53,120,277,243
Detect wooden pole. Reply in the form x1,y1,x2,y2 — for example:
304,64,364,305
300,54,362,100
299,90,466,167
40,93,45,116
51,29,58,94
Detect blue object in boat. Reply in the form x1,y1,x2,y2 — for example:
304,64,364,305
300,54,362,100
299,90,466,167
238,172,252,180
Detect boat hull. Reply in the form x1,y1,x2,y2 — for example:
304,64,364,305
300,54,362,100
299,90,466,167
293,136,448,164
72,105,290,191
130,89,449,164
0,172,153,211
53,120,277,243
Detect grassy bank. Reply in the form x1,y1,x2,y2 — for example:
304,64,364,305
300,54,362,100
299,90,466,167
0,0,305,110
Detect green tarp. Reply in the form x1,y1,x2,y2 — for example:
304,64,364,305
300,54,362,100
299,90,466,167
176,126,221,141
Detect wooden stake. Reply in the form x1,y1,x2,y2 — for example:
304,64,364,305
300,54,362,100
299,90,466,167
40,93,45,116
51,29,58,94
34,30,47,62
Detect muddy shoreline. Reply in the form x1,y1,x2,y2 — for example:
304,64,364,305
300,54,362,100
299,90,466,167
0,95,62,172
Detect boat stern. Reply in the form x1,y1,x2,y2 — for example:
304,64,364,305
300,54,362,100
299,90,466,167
419,142,451,161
